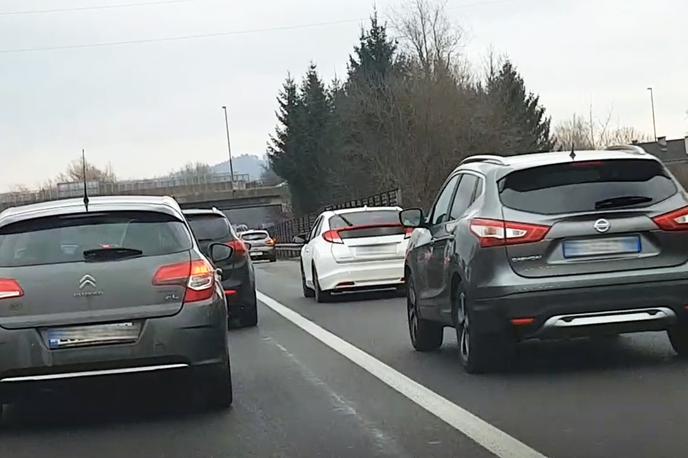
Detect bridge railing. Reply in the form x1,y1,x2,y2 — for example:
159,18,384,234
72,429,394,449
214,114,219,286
271,189,402,245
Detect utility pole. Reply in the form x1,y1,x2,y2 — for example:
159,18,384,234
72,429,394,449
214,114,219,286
221,106,235,190
647,87,658,140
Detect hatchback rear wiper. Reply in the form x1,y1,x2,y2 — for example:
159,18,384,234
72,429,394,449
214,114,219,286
333,214,354,227
594,195,653,210
83,247,143,262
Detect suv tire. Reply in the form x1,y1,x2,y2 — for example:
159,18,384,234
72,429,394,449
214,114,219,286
668,325,688,357
407,277,443,351
456,304,513,374
239,290,258,327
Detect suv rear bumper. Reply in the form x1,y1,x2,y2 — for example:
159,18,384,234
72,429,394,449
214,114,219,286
472,277,688,339
0,298,227,398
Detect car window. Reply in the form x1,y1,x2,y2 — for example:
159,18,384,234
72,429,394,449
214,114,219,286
309,216,323,241
449,174,479,220
499,159,678,215
329,210,400,229
0,211,192,267
186,215,233,241
241,231,269,241
430,175,460,225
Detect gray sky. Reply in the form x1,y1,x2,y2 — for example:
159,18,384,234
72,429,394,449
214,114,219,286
1,0,686,191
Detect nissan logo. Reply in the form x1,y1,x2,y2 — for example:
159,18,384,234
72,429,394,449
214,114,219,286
593,219,611,233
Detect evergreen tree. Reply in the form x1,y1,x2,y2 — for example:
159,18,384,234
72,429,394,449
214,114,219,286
485,61,554,154
348,10,400,86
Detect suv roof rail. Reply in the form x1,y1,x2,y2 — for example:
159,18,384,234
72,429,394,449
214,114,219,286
604,145,647,155
460,155,507,166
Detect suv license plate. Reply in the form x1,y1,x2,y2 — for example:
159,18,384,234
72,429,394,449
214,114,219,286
563,236,641,258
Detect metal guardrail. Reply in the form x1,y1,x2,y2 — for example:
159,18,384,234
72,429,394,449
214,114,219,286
275,244,303,259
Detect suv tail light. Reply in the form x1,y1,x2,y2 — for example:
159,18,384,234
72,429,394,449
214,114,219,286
470,218,550,248
153,260,215,303
266,238,276,246
227,240,248,256
653,206,688,231
323,230,344,244
0,279,23,300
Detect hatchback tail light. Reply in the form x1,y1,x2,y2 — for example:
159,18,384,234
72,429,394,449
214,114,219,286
226,239,248,256
653,206,688,231
266,238,276,246
0,279,23,300
470,218,550,248
153,260,215,303
322,230,344,244
404,227,414,239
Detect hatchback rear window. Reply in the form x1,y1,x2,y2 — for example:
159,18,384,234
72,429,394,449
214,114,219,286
186,215,232,241
329,210,400,230
0,211,192,267
499,159,678,215
241,232,269,241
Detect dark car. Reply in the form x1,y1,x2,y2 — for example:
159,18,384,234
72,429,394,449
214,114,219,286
240,230,277,262
401,146,688,373
183,209,257,327
0,196,233,410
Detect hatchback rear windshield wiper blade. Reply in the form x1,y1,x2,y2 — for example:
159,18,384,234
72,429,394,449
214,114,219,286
594,195,653,210
83,247,144,262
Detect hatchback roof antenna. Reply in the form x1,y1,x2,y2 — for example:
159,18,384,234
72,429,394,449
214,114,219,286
81,148,89,212
569,142,576,160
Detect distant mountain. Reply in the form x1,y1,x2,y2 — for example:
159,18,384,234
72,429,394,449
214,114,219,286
211,154,266,180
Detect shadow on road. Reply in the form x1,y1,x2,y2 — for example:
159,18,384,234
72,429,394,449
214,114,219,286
427,332,684,376
0,378,224,432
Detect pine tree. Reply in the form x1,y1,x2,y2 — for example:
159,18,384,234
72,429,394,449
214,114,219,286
485,61,554,154
348,11,400,86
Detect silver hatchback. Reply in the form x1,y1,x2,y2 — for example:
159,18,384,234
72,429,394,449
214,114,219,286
0,196,233,410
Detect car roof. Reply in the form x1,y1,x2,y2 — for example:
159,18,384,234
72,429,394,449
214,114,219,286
0,195,185,228
241,229,268,235
182,207,226,218
456,148,661,177
328,206,401,216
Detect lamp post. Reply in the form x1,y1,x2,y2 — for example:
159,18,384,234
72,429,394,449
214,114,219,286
647,87,657,140
221,106,235,189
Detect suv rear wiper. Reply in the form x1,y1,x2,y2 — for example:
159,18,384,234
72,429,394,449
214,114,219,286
594,195,653,210
83,247,143,262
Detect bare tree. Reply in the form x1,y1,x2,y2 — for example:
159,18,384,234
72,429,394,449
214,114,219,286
391,0,463,73
58,158,116,183
554,112,650,150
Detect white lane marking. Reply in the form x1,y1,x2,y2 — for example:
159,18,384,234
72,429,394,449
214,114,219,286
257,291,547,458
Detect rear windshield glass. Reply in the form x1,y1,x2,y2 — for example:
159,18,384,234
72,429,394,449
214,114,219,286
241,232,269,241
499,160,677,215
0,211,192,267
186,215,232,241
329,211,400,230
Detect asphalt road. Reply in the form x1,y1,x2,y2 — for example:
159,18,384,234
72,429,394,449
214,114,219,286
2,259,687,457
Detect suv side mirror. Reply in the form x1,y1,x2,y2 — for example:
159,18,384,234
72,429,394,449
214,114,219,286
400,208,425,228
209,243,233,263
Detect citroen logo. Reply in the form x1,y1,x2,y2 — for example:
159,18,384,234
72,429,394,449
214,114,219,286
79,274,97,289
593,219,611,233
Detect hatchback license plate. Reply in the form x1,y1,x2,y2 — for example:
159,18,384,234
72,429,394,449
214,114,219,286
45,322,141,350
563,236,641,258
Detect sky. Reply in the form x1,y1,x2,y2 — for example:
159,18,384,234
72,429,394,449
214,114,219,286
1,0,687,191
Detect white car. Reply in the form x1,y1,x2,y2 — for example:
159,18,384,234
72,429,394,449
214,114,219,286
299,206,411,302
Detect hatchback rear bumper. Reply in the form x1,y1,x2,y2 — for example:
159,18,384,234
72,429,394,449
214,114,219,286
318,259,405,291
471,277,688,340
0,297,227,397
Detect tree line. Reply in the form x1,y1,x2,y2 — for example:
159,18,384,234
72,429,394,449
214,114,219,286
266,0,649,216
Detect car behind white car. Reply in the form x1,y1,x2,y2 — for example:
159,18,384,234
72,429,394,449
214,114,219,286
299,207,411,302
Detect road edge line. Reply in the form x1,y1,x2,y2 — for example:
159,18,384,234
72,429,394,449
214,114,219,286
257,291,547,458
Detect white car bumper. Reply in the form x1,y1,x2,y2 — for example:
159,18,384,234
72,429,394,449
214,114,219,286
317,259,405,292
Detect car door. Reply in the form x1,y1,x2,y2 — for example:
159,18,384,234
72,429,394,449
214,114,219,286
435,173,481,319
301,216,323,286
415,174,460,316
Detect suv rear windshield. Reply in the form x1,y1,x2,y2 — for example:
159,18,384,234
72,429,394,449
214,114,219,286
0,211,192,267
186,214,233,241
241,231,269,241
499,159,678,215
329,210,400,230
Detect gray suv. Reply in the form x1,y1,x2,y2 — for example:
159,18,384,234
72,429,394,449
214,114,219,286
0,196,233,409
401,147,688,373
